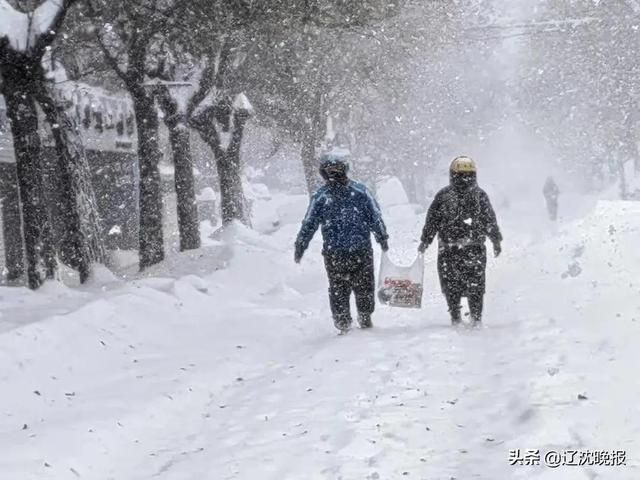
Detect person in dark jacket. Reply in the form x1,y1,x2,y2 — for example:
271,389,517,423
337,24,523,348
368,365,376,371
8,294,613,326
543,176,560,221
295,150,389,332
418,156,502,325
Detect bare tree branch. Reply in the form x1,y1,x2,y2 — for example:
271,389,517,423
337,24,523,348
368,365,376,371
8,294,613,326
186,57,217,119
33,0,80,58
216,37,233,92
94,30,130,85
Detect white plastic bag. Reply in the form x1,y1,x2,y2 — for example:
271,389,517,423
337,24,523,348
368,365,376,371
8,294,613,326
377,252,425,308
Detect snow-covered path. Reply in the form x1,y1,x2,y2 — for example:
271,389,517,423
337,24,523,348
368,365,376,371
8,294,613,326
1,200,640,479
163,316,543,480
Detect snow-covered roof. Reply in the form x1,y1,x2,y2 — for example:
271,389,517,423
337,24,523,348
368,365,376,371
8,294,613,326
1,79,137,156
0,0,64,51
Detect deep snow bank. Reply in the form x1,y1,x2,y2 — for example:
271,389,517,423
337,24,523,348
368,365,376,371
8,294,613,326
0,220,331,479
489,201,640,479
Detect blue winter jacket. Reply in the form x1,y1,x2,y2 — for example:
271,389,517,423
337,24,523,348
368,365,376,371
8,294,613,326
295,181,388,256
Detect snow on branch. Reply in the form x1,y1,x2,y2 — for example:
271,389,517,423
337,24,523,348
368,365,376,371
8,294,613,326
233,93,253,115
0,0,71,53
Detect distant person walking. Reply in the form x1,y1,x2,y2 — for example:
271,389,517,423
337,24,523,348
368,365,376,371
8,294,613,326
294,149,389,333
543,176,560,221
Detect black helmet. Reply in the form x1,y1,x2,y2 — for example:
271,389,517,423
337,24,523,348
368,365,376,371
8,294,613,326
319,149,351,184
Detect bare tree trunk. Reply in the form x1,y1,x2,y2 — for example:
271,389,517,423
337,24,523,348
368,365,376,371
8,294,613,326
300,85,325,194
629,111,640,174
35,82,106,282
0,0,80,288
158,90,200,251
1,166,25,281
223,111,249,224
2,72,56,288
191,109,248,226
216,151,245,224
132,89,164,269
618,158,627,200
301,120,320,194
170,125,200,249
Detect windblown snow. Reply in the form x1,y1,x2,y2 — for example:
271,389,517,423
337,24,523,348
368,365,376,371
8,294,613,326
1,191,639,479
0,0,63,51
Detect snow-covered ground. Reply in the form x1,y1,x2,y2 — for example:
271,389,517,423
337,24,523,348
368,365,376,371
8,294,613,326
1,189,639,479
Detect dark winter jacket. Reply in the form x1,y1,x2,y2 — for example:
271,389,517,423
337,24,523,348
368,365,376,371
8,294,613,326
543,177,559,200
421,185,502,248
296,181,388,256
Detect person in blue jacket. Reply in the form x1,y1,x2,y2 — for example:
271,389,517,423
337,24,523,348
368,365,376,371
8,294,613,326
295,150,389,332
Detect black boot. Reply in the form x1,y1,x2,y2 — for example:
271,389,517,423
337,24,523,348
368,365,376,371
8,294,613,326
357,312,373,329
445,292,462,326
450,307,462,326
469,294,484,326
334,314,352,332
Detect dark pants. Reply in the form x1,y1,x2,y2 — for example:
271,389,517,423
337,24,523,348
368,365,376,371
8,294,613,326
545,198,558,221
324,249,375,321
438,244,486,320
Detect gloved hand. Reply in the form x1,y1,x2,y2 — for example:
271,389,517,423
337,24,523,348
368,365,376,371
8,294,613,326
418,241,428,253
493,241,502,258
380,239,389,252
